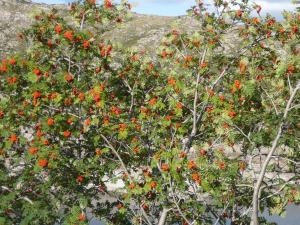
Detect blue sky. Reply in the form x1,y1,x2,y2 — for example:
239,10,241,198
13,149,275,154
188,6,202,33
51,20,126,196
32,0,297,17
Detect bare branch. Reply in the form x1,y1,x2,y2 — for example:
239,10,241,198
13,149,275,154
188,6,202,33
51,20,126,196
261,86,279,115
100,134,153,225
169,180,191,225
251,82,300,225
191,49,207,137
158,208,172,225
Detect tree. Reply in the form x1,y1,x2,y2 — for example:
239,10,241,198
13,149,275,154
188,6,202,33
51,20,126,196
0,0,299,224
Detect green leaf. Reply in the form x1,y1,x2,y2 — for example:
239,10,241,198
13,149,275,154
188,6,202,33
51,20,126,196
26,72,38,83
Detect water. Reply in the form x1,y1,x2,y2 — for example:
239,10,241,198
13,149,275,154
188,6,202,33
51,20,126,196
263,204,300,225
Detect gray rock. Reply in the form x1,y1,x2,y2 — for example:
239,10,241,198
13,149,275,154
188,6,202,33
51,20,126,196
0,0,199,56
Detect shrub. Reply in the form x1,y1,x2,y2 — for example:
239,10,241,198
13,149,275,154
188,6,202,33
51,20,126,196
0,0,299,224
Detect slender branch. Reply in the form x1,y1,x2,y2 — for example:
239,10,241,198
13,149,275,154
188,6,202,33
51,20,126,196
158,208,171,225
231,124,253,144
169,180,191,225
68,54,71,73
250,82,300,225
123,79,135,115
191,49,207,137
100,134,152,225
261,182,289,201
213,202,230,225
261,86,279,115
80,11,86,31
184,38,262,152
18,196,34,205
1,186,34,205
41,104,80,118
289,103,300,111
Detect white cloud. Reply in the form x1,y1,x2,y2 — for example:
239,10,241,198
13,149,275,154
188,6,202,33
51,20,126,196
255,0,296,12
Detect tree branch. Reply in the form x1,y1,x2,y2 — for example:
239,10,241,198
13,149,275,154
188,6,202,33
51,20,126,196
100,134,153,225
158,208,171,225
250,82,300,225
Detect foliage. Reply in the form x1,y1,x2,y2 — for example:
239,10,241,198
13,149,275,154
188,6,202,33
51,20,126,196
0,0,299,224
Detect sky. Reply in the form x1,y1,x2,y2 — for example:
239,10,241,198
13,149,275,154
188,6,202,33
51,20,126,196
32,0,297,18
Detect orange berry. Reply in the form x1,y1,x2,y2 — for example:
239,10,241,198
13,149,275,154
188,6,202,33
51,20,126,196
76,175,84,183
54,24,62,34
111,106,121,115
9,58,16,65
161,163,169,172
287,64,295,74
187,160,197,170
64,73,74,82
63,130,71,138
33,68,41,76
200,62,207,68
9,134,18,143
236,9,243,17
168,78,176,86
208,89,214,97
47,118,55,126
252,17,260,25
7,76,17,84
234,80,241,89
83,40,90,49
67,118,73,125
179,151,187,158
150,181,157,189
95,67,101,73
185,55,192,63
142,203,149,210
219,95,225,101
33,91,42,99
38,159,48,167
133,146,139,154
239,162,246,171
78,213,86,221
104,0,113,9
36,129,43,138
228,111,237,118
128,183,135,190
199,149,207,156
191,172,201,184
84,118,91,126
78,92,85,101
176,102,183,109
43,139,50,145
165,115,172,121
29,147,38,155
218,162,226,170
63,30,73,41
149,97,157,106
119,123,127,131
239,61,247,74
95,148,102,156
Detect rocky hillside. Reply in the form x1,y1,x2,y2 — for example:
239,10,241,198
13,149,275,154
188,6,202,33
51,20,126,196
0,0,61,56
0,0,199,57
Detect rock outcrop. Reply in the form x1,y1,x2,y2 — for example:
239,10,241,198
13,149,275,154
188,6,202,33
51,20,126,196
0,0,198,57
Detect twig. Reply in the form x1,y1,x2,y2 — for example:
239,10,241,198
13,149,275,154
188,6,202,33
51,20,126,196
261,86,279,115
